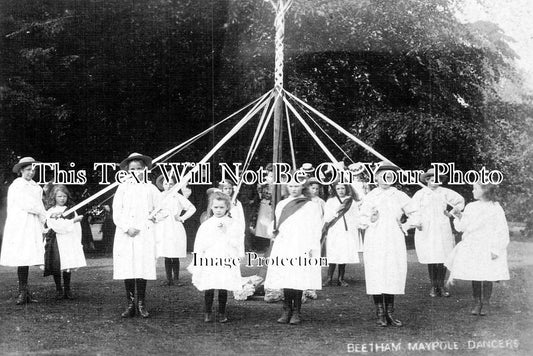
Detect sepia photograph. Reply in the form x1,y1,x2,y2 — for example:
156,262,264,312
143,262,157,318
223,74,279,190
0,0,532,355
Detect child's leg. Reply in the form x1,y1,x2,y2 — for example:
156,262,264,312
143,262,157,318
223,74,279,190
479,281,493,316
121,279,136,318
136,279,149,318
204,289,215,322
471,281,482,315
164,258,173,285
373,294,387,327
217,289,228,322
172,258,180,282
428,264,438,297
437,264,450,296
16,266,34,305
63,271,73,299
53,272,63,299
384,294,402,327
323,264,336,286
277,289,293,323
289,290,303,325
338,264,348,286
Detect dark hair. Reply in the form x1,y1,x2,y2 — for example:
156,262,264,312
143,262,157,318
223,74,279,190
330,182,358,201
478,183,499,202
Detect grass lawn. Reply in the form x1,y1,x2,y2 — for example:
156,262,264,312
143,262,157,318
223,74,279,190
0,233,531,355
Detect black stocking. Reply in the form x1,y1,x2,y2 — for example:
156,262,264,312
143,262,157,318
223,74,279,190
63,271,71,291
218,289,228,314
172,258,180,280
17,266,29,291
338,264,346,280
53,273,62,290
164,258,173,281
136,279,147,300
204,289,214,312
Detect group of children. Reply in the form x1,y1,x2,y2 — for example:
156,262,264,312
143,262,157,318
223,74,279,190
1,155,511,326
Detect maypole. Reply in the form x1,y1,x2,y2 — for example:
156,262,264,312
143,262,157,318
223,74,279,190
270,0,293,219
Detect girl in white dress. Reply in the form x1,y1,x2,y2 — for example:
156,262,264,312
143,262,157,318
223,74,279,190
445,183,510,316
113,153,161,318
45,185,86,299
154,175,196,286
264,179,322,325
1,157,46,305
219,179,246,257
188,191,243,323
410,168,464,297
323,182,360,287
359,162,414,327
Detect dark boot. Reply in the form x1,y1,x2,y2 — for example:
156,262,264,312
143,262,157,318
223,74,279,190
385,295,403,327
479,281,493,316
16,287,28,305
136,279,149,318
277,290,293,323
121,279,136,318
63,271,73,299
290,290,303,325
373,295,387,327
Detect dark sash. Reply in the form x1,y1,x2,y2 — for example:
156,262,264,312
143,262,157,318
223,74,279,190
44,228,61,277
272,197,310,236
321,197,354,244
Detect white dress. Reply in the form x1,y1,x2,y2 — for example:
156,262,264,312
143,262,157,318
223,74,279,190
154,192,193,258
264,196,322,291
112,182,160,280
0,178,45,267
230,199,246,257
359,187,412,295
410,187,464,263
188,215,243,291
46,206,86,270
445,201,510,281
324,197,360,264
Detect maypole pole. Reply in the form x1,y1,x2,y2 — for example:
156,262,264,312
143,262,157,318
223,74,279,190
270,0,293,218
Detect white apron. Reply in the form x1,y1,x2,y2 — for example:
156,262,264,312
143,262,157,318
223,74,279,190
359,187,411,295
112,182,160,280
264,197,322,291
0,178,45,267
46,206,86,270
154,192,193,258
446,201,510,281
324,197,360,264
188,215,243,291
411,187,464,263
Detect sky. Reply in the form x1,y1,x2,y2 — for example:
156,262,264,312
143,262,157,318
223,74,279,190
457,0,533,95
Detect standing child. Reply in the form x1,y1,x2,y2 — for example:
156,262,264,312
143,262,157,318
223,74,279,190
113,153,161,318
359,162,414,327
410,168,464,297
219,179,246,257
155,175,196,286
1,157,46,305
445,183,509,316
264,178,322,325
45,185,86,299
323,182,360,287
188,191,242,323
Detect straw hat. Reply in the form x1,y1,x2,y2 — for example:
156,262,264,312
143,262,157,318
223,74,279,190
119,152,153,170
375,161,400,173
12,157,40,173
